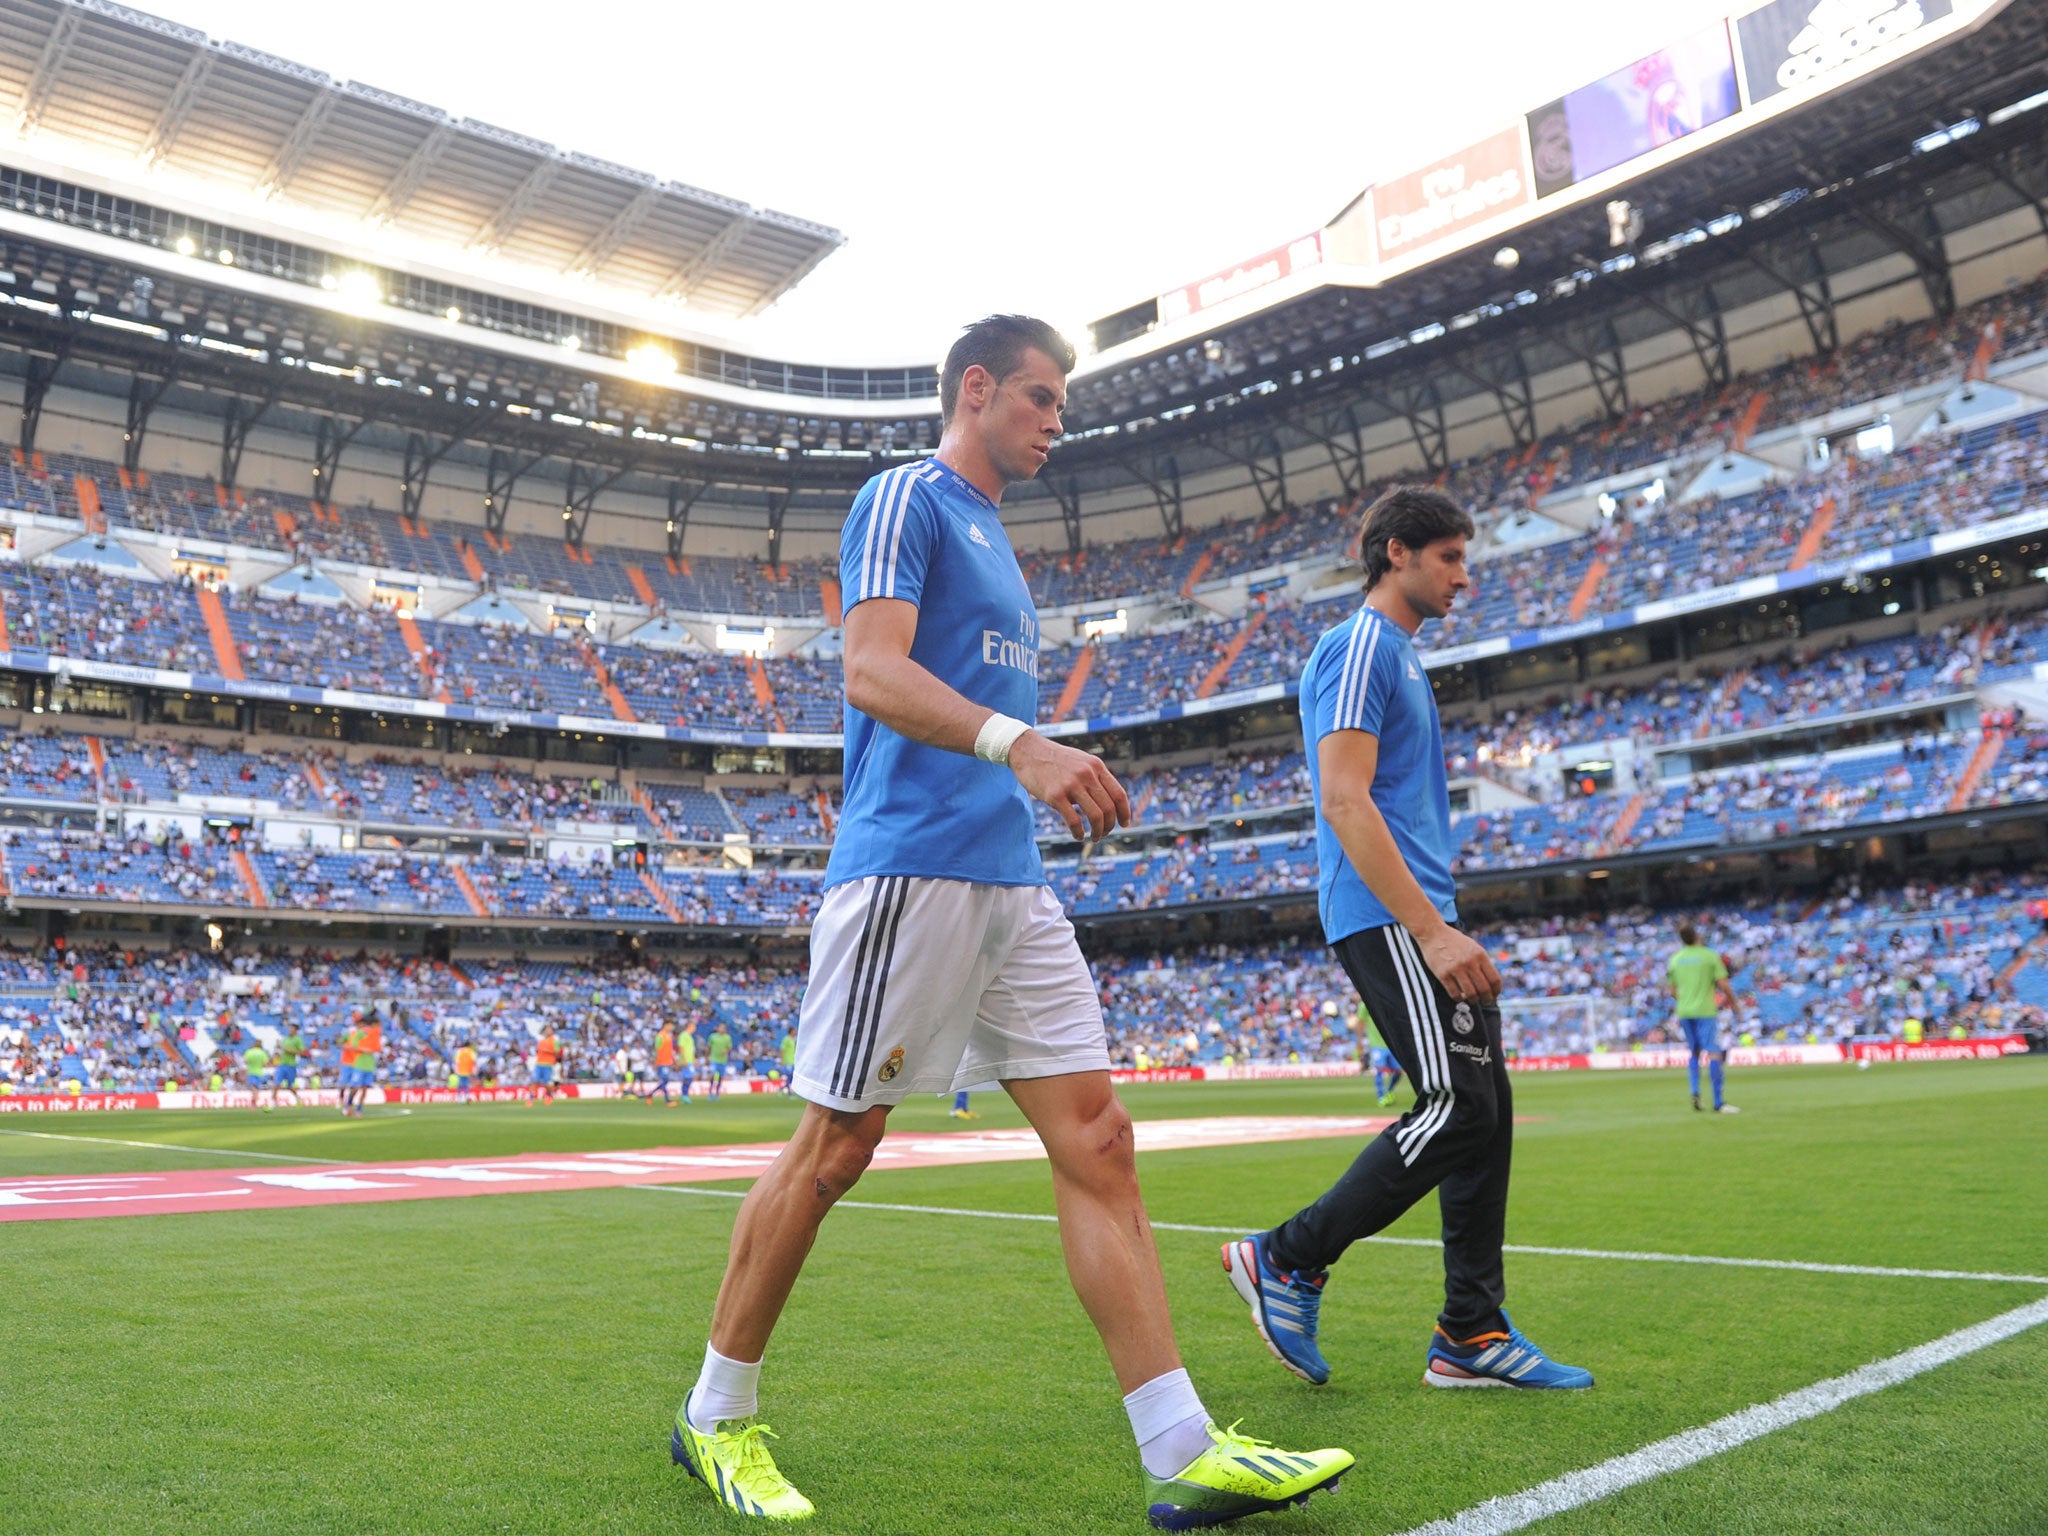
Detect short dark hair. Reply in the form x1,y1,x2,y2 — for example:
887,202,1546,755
1679,924,1699,947
1358,485,1475,590
940,315,1076,423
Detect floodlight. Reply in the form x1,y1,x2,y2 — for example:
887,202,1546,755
626,342,677,378
1493,246,1520,270
337,270,382,304
560,334,583,352
174,235,196,256
444,305,462,322
217,248,234,266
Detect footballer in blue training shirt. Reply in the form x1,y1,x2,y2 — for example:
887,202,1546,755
1221,486,1594,1394
669,316,1352,1528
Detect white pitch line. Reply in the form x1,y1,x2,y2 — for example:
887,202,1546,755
635,1185,2048,1529
0,1129,335,1164
1391,1294,2048,1536
628,1187,2048,1287
1476,1240,2048,1288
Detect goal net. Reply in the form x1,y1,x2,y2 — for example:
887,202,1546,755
1499,993,1628,1057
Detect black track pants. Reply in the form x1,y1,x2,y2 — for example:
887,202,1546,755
1264,922,1512,1337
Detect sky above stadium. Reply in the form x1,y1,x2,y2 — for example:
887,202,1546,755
145,0,1737,365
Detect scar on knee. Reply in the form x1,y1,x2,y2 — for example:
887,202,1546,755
814,1177,833,1200
1096,1119,1131,1156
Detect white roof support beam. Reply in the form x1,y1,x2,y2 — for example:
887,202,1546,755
141,45,217,165
565,182,665,278
368,118,456,224
256,86,340,200
17,6,85,135
656,212,755,302
740,235,842,317
470,157,562,252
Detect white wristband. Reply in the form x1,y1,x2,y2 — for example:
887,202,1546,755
974,712,1031,765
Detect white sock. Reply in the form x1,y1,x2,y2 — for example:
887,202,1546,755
688,1343,762,1432
1123,1368,1214,1479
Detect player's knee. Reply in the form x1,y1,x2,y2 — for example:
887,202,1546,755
1067,1094,1139,1186
808,1120,884,1201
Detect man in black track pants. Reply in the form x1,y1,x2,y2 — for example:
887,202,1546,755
1220,485,1594,1392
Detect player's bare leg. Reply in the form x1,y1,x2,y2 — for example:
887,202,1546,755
1003,1070,1181,1391
707,1099,892,1362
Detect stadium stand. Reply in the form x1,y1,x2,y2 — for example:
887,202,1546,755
2,584,2045,909
3,367,2047,746
1,43,2046,1105
4,869,2037,1094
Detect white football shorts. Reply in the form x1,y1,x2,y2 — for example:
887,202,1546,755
792,876,1110,1111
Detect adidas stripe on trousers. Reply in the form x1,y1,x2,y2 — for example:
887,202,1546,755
1265,922,1512,1337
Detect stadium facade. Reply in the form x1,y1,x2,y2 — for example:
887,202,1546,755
2,0,2048,1090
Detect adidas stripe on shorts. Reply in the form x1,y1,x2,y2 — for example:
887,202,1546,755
792,876,1111,1111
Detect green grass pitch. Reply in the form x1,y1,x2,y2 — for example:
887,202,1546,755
3,1059,2045,1535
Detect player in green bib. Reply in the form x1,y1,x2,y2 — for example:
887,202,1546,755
678,1023,697,1102
242,1043,271,1111
1359,1001,1403,1106
1669,924,1738,1114
778,1030,797,1097
706,1025,732,1101
273,1026,305,1108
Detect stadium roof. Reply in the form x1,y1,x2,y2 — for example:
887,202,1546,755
1052,0,2048,461
0,0,845,321
1,0,2045,547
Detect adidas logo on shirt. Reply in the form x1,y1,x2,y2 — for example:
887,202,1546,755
1407,660,1422,680
967,523,994,549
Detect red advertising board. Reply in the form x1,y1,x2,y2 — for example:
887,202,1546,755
1157,232,1324,325
1368,125,1532,267
1846,1035,2029,1063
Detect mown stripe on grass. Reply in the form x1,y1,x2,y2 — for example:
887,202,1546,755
0,1129,335,1163
1390,1294,2048,1536
628,1186,2048,1286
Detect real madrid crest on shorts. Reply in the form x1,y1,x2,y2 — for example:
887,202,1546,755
1452,1001,1475,1036
877,1046,905,1083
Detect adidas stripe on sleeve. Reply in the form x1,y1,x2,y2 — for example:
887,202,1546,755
841,462,943,609
1317,611,1395,739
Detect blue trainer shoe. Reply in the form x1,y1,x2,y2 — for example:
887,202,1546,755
1220,1233,1330,1385
1423,1312,1593,1389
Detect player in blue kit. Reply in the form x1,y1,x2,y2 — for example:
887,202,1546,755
1221,486,1593,1394
670,316,1351,1527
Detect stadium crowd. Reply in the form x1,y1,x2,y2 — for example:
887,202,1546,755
0,268,2044,754
4,871,2038,1094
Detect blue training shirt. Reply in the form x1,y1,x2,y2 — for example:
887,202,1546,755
1301,600,1458,943
825,457,1044,889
